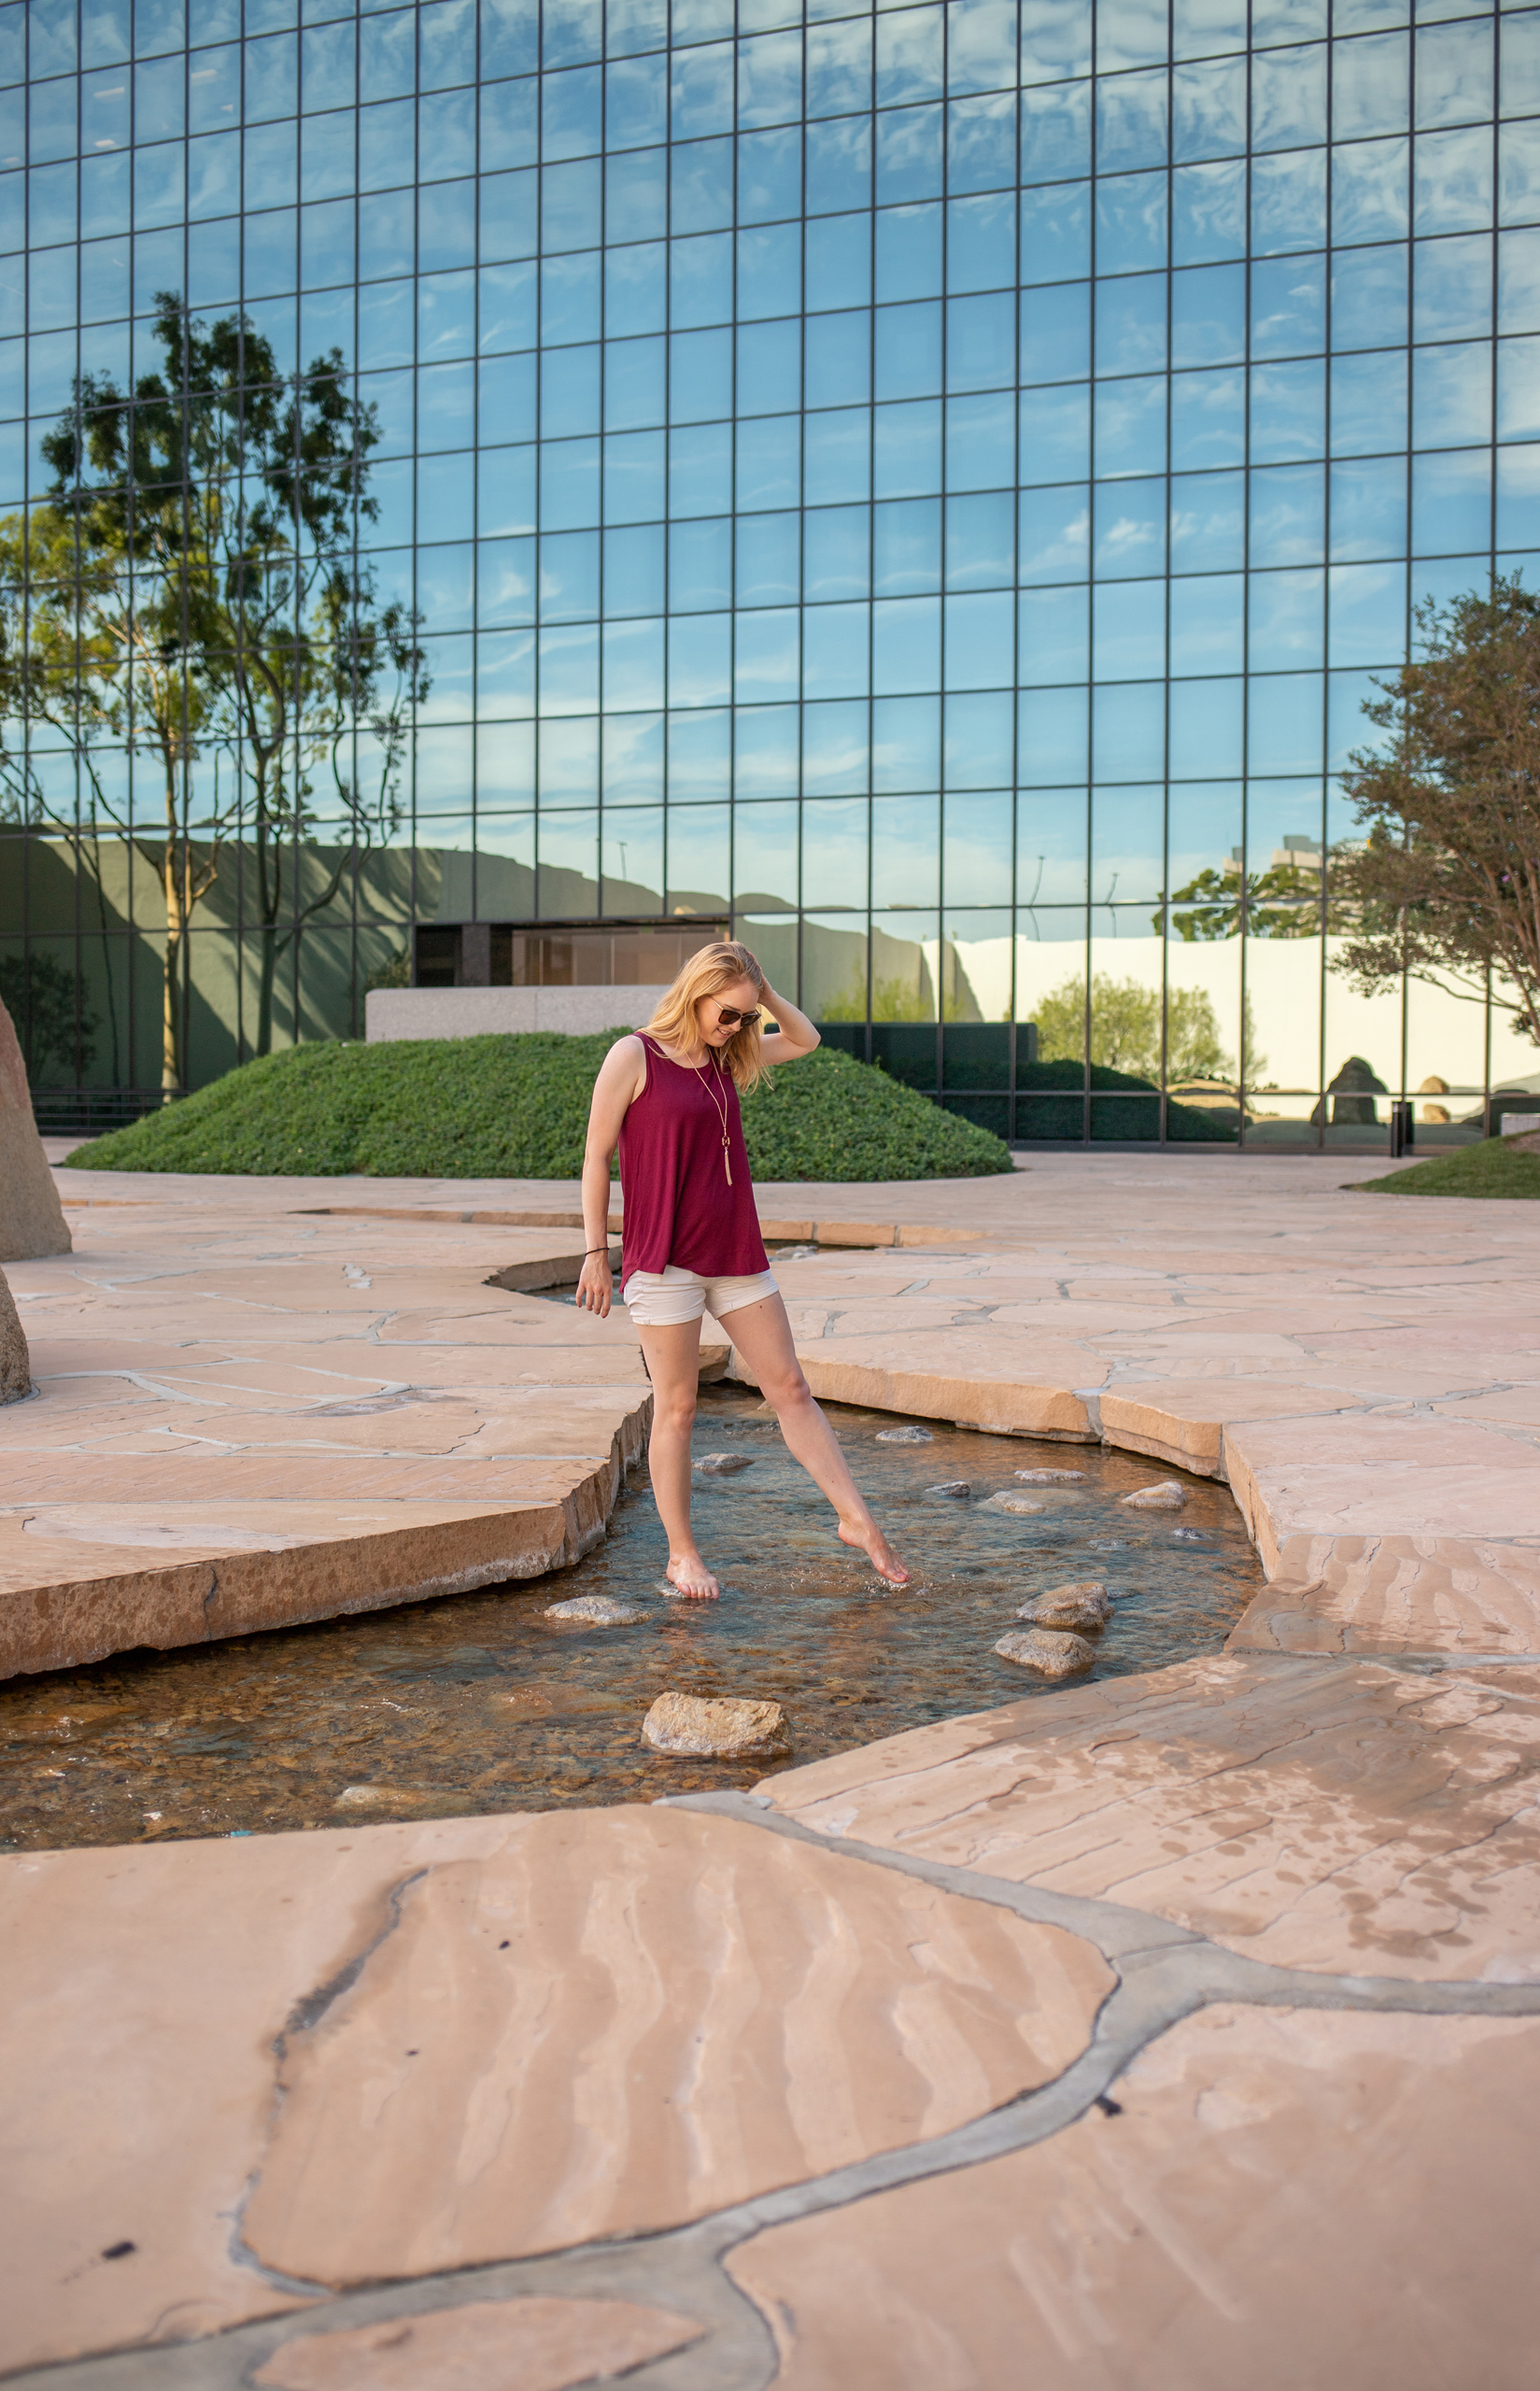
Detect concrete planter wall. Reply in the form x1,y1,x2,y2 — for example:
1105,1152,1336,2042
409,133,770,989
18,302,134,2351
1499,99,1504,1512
365,988,659,1041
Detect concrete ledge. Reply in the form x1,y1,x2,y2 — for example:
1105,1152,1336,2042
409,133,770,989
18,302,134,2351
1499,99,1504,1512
365,986,656,1040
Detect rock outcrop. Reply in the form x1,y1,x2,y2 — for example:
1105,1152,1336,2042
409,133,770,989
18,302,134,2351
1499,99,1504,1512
0,996,71,1262
0,1265,29,1402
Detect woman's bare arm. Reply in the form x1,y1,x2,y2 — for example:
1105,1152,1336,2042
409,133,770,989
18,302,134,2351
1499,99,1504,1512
576,1036,645,1317
758,979,821,1063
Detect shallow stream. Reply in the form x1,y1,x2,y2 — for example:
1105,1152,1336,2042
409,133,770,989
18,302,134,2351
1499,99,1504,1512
0,1388,1263,1851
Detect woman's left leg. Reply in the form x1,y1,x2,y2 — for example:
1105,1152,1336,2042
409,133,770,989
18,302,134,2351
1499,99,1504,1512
722,1293,910,1585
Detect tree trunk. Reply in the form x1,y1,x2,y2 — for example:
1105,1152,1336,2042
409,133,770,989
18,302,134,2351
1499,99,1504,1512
161,837,185,1096
254,813,280,1058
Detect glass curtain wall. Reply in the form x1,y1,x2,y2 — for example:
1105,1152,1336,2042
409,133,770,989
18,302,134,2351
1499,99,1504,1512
1,0,1538,1144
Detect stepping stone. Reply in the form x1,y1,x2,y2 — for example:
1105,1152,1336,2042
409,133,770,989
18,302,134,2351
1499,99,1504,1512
1120,1478,1188,1510
643,1691,791,1758
1016,1580,1111,1632
985,1491,1046,1514
877,1424,935,1443
994,1628,1095,1678
544,1595,644,1624
693,1452,756,1475
926,1480,972,1497
1013,1467,1087,1483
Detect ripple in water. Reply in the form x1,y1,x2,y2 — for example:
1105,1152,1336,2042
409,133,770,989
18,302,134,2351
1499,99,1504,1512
0,1389,1263,1850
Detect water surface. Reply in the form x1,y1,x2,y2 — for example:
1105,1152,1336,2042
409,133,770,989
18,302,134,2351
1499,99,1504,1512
0,1389,1262,1850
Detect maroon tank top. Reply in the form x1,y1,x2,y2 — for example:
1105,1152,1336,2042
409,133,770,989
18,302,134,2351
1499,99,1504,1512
617,1035,770,1279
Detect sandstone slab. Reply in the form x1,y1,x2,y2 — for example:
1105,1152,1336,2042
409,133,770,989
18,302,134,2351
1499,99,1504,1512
0,1806,1112,2370
253,2296,701,2390
728,2007,1540,2391
1229,1532,1540,1657
995,1627,1096,1677
643,1689,791,1756
0,1203,655,1677
764,1654,1540,1980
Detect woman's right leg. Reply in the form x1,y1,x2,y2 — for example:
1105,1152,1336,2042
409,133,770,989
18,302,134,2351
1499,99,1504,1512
635,1315,717,1597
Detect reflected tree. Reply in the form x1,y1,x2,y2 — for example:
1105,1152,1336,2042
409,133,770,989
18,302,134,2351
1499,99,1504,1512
1032,971,1265,1086
0,294,427,1090
1334,576,1540,1047
1154,862,1324,941
0,951,98,1081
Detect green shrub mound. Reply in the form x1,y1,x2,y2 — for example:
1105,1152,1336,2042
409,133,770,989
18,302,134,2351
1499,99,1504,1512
1016,1059,1238,1142
65,1036,1015,1181
1352,1136,1540,1198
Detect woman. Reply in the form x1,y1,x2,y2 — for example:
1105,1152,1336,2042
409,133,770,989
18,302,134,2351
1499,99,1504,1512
576,941,909,1599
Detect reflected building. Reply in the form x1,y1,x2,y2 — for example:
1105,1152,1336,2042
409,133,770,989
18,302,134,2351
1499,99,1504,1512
2,0,1538,1144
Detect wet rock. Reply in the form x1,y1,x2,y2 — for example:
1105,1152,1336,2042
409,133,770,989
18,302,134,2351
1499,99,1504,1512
693,1452,756,1475
1120,1479,1187,1510
333,1784,391,1807
544,1595,644,1623
926,1480,971,1498
985,1491,1046,1515
876,1424,934,1444
643,1691,791,1759
1016,1579,1111,1632
1171,1525,1213,1543
1013,1467,1086,1484
994,1628,1096,1678
0,1266,28,1404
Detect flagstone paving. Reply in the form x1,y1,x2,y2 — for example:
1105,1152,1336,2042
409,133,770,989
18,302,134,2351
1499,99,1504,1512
4,1150,1540,2386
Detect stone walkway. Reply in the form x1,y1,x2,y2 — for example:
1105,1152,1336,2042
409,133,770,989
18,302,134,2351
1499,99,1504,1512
4,1153,1539,2385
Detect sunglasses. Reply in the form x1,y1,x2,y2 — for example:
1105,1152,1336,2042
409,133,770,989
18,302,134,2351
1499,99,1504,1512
713,1002,762,1028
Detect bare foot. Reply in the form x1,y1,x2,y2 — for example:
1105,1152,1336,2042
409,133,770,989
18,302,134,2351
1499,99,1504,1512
838,1519,911,1586
664,1553,721,1600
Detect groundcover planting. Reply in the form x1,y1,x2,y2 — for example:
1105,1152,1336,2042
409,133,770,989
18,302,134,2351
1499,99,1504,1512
1353,1136,1540,1197
65,1037,1016,1181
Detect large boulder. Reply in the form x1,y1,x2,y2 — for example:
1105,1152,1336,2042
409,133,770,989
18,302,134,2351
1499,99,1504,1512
0,1266,29,1402
0,997,71,1262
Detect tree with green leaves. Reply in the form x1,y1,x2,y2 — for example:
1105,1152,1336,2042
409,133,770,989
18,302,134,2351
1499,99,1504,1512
1031,970,1265,1086
0,951,98,1082
1156,860,1324,941
0,293,426,1091
1333,576,1540,1046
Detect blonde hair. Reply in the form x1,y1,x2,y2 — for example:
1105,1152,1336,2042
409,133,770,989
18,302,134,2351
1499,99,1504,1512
642,940,768,1091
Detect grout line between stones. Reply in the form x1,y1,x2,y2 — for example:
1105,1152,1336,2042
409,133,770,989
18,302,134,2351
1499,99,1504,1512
18,1776,1540,2391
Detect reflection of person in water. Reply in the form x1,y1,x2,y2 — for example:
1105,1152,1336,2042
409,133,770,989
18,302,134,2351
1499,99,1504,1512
1310,1056,1389,1126
574,940,909,1603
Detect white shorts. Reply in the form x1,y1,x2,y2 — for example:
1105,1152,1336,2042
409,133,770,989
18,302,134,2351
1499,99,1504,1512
621,1264,780,1327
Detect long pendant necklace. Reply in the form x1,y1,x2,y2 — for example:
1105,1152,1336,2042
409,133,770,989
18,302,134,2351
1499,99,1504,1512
692,1054,733,1185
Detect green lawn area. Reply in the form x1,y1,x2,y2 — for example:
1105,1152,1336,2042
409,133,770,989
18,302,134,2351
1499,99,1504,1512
1352,1136,1540,1197
64,1036,1016,1181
